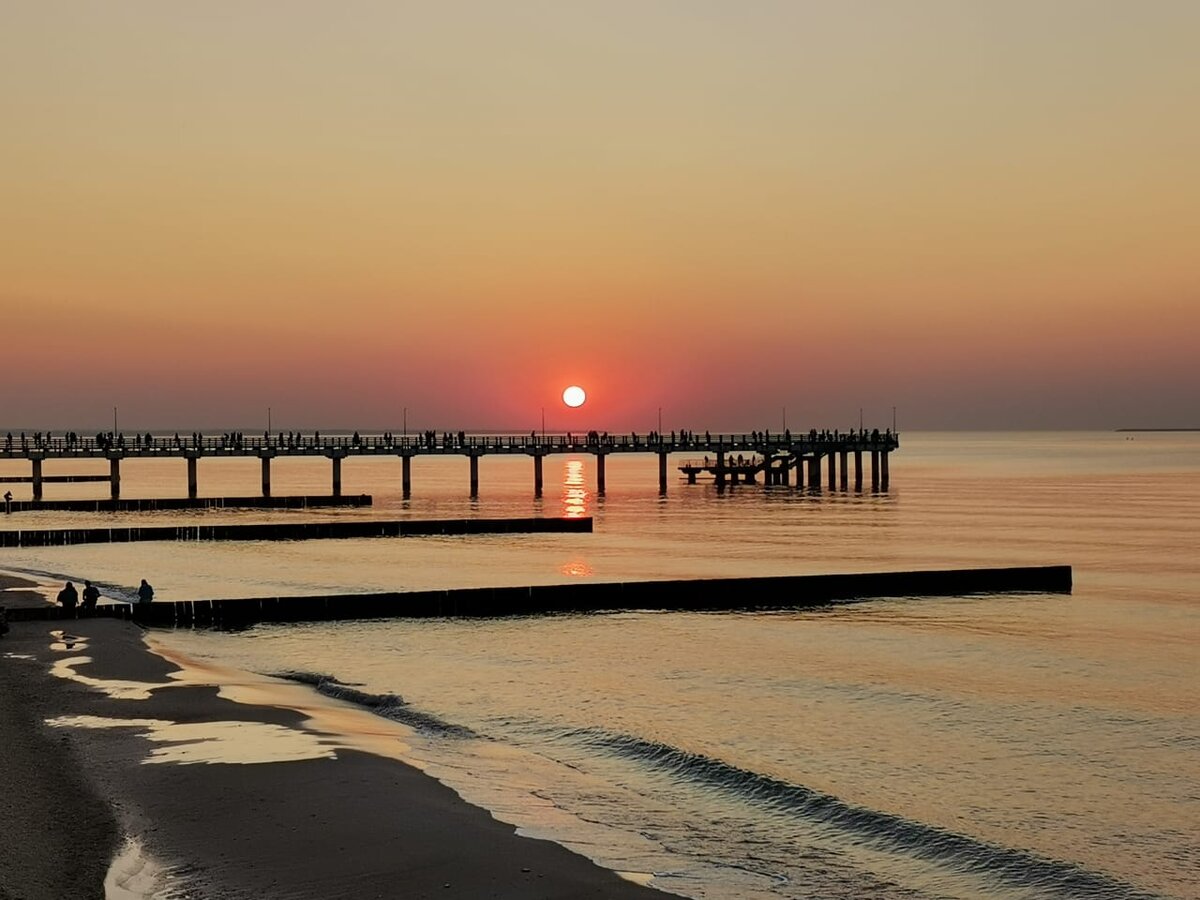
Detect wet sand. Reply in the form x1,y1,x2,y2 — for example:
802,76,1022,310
0,572,53,610
0,618,670,899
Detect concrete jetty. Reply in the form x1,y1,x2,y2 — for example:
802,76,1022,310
4,566,1071,626
0,515,591,547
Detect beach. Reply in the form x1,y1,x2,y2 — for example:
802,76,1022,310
0,607,667,899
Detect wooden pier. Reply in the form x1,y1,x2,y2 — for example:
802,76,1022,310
1,428,898,502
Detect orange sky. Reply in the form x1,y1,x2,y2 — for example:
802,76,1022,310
2,2,1197,431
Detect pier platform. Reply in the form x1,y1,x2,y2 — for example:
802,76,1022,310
3,566,1071,626
1,428,898,499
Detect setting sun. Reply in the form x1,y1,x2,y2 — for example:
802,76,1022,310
562,385,586,408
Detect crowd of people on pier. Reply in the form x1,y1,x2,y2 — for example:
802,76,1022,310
4,427,895,456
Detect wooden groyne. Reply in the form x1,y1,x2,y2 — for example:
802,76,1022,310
1,494,371,514
0,515,591,547
4,566,1071,626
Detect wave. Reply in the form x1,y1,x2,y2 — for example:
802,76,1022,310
271,670,476,738
564,727,1158,900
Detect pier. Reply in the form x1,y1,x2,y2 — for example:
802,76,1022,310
1,429,899,502
3,566,1071,627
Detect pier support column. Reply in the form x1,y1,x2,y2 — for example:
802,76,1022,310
881,450,890,490
658,451,668,495
469,455,479,498
871,449,880,491
331,457,342,498
261,457,272,497
533,454,543,498
596,453,606,495
402,455,412,499
781,460,791,487
31,458,43,501
109,458,121,500
716,451,726,490
187,456,198,500
808,455,821,489
827,451,837,490
840,450,849,490
854,450,863,491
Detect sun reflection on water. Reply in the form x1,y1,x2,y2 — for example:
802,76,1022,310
560,458,589,519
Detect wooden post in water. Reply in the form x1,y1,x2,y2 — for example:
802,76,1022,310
469,454,479,498
331,456,342,498
186,455,198,500
854,449,863,490
401,455,412,499
261,456,272,498
808,455,821,489
658,451,668,494
716,450,726,490
596,452,606,495
533,453,543,498
827,450,837,490
871,449,880,491
881,449,890,490
31,458,43,501
109,457,121,500
840,450,849,490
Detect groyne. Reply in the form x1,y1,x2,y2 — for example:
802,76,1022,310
0,515,591,547
1,494,370,514
4,566,1071,626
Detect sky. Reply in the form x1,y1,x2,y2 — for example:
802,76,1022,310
2,1,1197,432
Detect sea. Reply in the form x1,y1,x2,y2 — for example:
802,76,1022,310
2,431,1197,899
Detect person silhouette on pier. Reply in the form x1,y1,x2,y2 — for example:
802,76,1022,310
57,582,79,616
137,579,154,604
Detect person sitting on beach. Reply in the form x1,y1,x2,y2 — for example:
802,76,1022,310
57,581,79,614
81,580,100,613
137,579,154,604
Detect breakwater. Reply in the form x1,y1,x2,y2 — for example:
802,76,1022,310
0,515,591,547
5,566,1071,626
1,494,371,514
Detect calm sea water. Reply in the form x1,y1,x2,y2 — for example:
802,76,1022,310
3,432,1197,899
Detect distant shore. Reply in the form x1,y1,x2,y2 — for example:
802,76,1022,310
0,616,669,899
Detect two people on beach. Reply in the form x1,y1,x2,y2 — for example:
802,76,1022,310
57,580,101,616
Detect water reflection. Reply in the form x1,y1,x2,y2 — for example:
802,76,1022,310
560,458,589,519
559,560,594,578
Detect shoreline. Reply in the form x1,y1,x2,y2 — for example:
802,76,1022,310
0,617,670,899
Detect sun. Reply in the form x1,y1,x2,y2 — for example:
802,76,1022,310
562,385,586,408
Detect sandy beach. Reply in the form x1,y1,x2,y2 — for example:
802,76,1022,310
0,608,669,899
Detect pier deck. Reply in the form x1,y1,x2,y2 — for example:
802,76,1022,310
1,429,898,501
